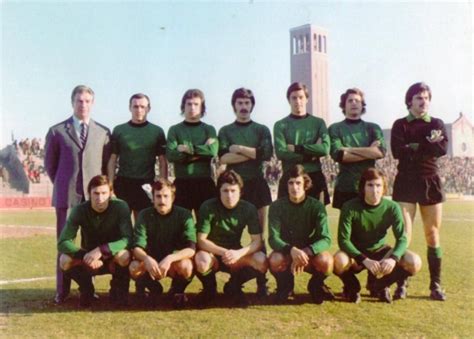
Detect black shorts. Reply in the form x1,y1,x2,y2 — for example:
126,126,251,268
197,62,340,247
241,176,272,209
278,171,330,205
114,176,153,212
392,174,445,206
351,245,392,273
215,255,232,273
332,190,359,209
174,177,216,212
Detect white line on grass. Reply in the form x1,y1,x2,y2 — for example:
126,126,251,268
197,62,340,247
0,225,55,230
327,216,474,221
0,276,55,285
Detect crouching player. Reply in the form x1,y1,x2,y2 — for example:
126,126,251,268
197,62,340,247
194,170,267,307
57,175,133,307
129,178,196,308
334,168,421,303
268,165,333,304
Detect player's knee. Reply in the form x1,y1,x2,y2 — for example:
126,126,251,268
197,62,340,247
312,251,334,275
424,228,440,247
400,250,422,275
59,254,75,271
114,250,131,267
333,251,351,276
174,259,194,279
129,260,145,280
251,251,268,273
269,252,288,273
194,251,213,274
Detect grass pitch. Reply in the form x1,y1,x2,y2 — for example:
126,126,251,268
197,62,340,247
1,200,473,338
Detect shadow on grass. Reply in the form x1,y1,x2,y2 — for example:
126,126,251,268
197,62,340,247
0,288,361,314
1,288,429,314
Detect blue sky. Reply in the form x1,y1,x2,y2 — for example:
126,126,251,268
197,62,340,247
1,1,472,146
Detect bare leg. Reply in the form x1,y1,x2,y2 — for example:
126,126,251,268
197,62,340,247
420,203,446,300
398,202,417,246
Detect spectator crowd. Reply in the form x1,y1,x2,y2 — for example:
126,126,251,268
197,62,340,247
265,155,473,196
2,137,473,196
14,138,45,183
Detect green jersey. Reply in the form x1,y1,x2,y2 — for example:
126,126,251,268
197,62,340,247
134,205,196,260
111,121,166,179
166,121,218,178
338,197,407,263
58,198,133,257
197,198,261,250
218,120,273,180
269,196,331,255
273,114,330,173
328,119,386,193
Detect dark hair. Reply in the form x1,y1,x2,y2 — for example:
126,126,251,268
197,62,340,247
358,167,388,199
87,175,112,194
405,82,432,109
287,164,312,191
151,178,176,196
339,88,366,114
231,88,255,112
129,93,151,110
71,85,94,103
286,82,309,101
216,169,244,194
180,89,206,116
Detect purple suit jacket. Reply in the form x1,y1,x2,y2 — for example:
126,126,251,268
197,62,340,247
44,116,111,208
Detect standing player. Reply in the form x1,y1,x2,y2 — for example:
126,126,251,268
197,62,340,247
328,88,386,209
45,85,111,304
129,178,196,308
268,165,333,304
391,82,448,301
334,168,421,303
107,93,167,219
274,82,330,204
218,87,273,297
166,89,218,218
58,175,133,307
194,170,267,307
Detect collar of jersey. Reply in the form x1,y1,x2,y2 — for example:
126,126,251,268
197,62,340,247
406,112,431,123
183,120,202,126
289,113,309,120
344,118,362,124
128,120,149,128
234,120,253,126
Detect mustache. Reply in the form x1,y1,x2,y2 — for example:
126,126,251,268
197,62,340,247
239,109,249,114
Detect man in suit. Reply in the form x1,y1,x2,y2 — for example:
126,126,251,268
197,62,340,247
45,85,112,304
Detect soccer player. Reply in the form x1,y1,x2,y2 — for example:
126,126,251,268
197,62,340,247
45,85,111,304
274,82,330,204
166,89,218,218
268,164,333,304
218,87,273,297
129,178,196,308
391,82,448,301
333,168,421,304
194,170,267,306
57,175,133,307
107,93,167,219
328,88,386,209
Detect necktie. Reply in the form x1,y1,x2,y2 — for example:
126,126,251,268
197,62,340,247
80,123,88,148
